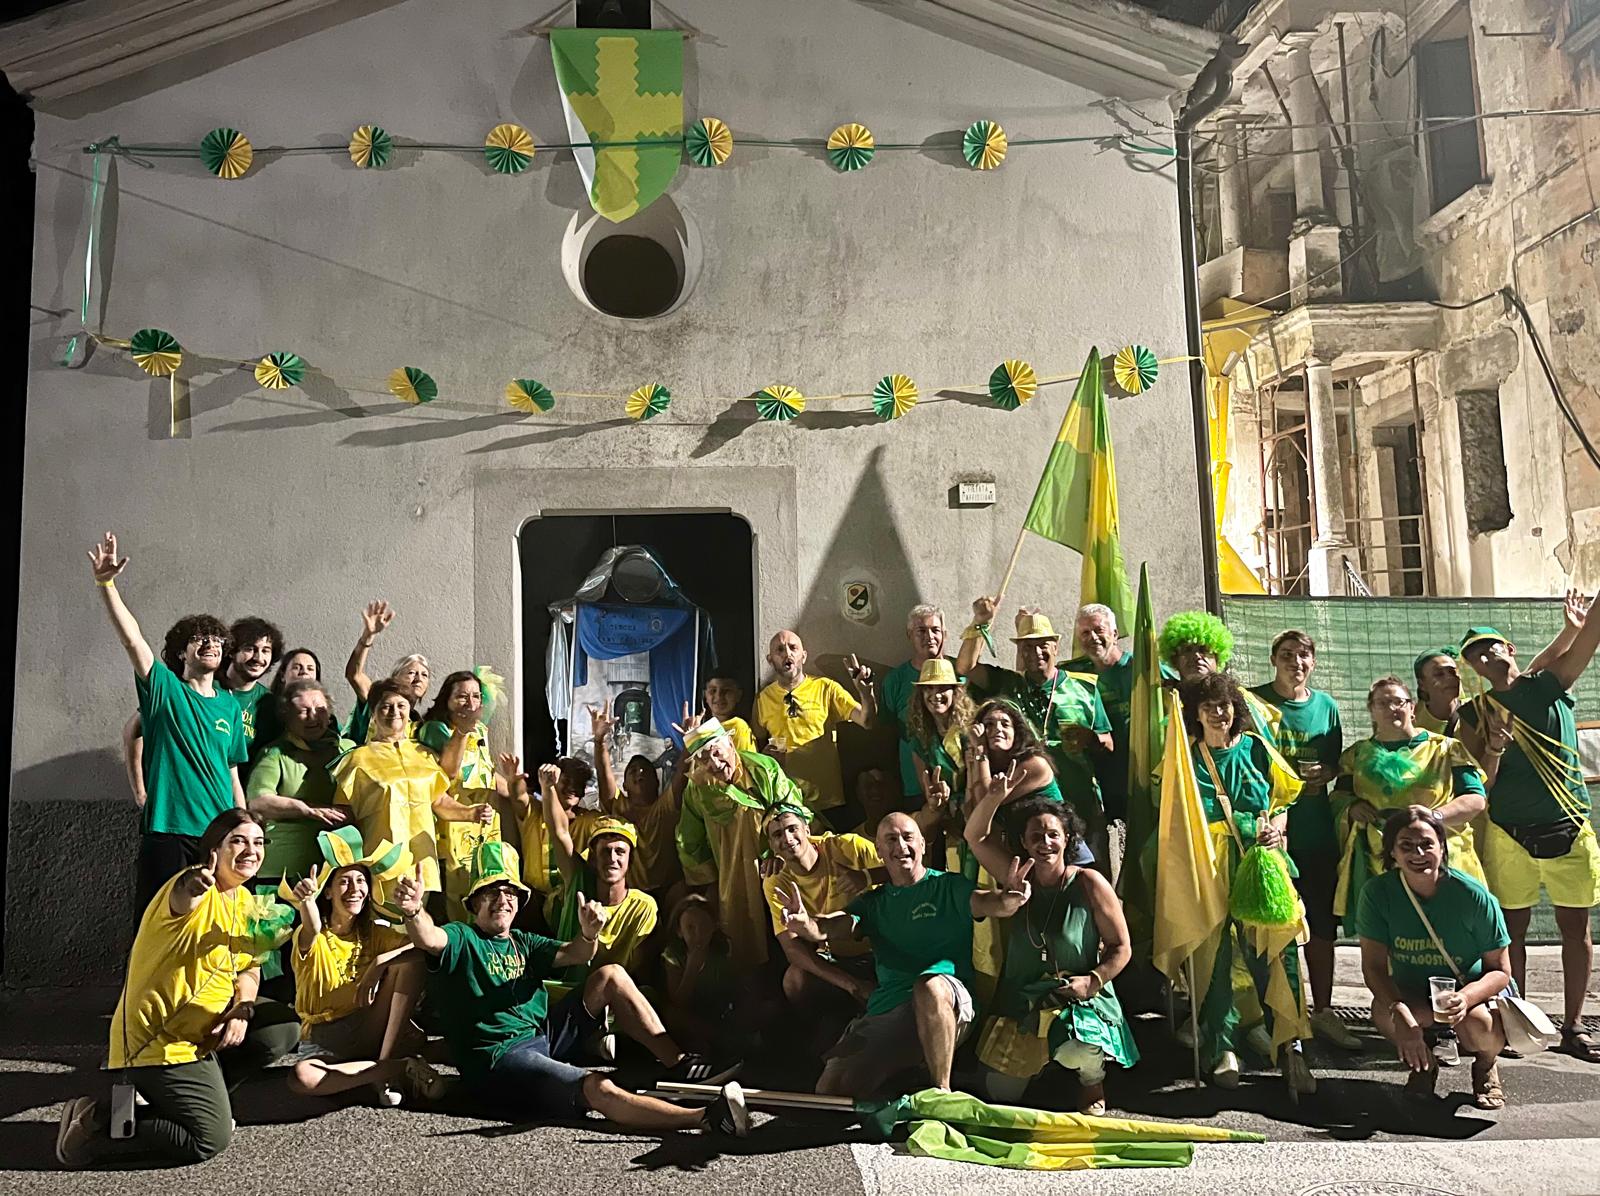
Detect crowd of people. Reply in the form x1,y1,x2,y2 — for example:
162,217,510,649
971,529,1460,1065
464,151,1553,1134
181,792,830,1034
54,530,1600,1169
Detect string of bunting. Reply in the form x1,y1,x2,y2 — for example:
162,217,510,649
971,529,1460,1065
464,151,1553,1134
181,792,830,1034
82,117,1173,176
105,324,1180,428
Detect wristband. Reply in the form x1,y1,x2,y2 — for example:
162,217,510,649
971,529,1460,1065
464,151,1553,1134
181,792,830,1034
95,578,115,588
581,931,599,943
961,622,988,641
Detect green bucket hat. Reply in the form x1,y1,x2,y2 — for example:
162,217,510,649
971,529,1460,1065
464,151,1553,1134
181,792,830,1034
276,824,406,902
465,840,531,904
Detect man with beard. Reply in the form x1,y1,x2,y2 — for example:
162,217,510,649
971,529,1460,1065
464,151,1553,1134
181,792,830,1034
755,630,877,829
879,606,959,811
396,843,747,1132
1457,600,1600,1064
1066,603,1135,827
779,812,1033,1098
89,532,249,915
221,616,283,755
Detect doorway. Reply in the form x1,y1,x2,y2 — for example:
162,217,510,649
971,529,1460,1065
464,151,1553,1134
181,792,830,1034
518,512,756,767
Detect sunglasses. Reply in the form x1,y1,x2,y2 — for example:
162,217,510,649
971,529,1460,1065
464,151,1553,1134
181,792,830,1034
784,692,802,718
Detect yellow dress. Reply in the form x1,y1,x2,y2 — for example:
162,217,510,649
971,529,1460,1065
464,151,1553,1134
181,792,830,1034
1333,731,1488,915
334,739,450,901
417,720,505,922
292,924,408,1036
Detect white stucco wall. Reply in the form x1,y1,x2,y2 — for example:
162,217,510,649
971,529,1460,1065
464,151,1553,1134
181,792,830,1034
9,0,1205,983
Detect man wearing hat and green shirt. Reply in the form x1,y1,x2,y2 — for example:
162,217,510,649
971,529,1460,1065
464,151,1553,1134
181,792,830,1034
879,605,961,810
956,597,1112,860
1456,602,1600,1063
394,840,748,1134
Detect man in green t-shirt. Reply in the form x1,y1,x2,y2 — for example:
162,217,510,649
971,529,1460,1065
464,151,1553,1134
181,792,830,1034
1249,629,1353,1051
88,532,249,919
221,615,282,756
880,604,960,809
1064,603,1135,824
1456,603,1600,1062
395,842,748,1135
779,812,1031,1098
246,679,354,883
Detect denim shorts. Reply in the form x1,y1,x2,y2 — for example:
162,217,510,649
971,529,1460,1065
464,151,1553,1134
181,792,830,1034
485,989,606,1117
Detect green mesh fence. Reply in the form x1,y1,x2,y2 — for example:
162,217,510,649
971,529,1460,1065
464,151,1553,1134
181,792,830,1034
1220,596,1597,943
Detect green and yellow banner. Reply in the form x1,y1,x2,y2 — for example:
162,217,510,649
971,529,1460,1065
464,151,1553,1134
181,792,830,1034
551,28,683,222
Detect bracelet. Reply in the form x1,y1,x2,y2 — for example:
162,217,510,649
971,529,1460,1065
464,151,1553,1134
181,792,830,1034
961,622,989,641
95,578,115,588
581,931,599,943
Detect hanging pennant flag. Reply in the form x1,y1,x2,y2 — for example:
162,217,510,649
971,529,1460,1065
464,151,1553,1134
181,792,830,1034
551,29,684,223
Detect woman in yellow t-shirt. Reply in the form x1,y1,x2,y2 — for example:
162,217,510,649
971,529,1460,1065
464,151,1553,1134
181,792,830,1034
57,809,301,1169
333,679,480,911
283,827,444,1106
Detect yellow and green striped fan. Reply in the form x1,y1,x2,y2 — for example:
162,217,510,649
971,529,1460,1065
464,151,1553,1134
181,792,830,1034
505,378,555,414
484,123,535,175
963,120,1007,170
627,383,671,421
1113,345,1159,394
254,352,305,390
988,359,1036,409
388,366,437,405
129,328,182,377
200,127,253,179
826,123,875,172
872,374,919,421
349,124,393,169
685,117,733,167
754,384,805,422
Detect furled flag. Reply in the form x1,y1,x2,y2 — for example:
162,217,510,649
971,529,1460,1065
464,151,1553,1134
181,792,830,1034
550,28,683,222
1021,348,1135,630
1117,563,1162,955
1152,688,1229,990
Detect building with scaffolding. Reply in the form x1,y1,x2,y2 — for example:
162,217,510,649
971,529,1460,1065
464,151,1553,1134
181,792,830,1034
1190,0,1600,597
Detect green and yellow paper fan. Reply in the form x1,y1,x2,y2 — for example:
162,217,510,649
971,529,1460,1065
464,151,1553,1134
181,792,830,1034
254,351,305,390
505,378,555,414
826,123,875,172
349,124,393,169
388,366,437,405
200,127,253,179
988,359,1036,409
626,383,670,421
1113,344,1159,394
754,384,805,422
872,374,918,420
129,328,182,377
685,117,733,167
962,120,1007,170
484,123,535,175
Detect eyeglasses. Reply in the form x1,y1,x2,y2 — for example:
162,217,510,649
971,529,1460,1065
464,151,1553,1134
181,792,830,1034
189,635,225,648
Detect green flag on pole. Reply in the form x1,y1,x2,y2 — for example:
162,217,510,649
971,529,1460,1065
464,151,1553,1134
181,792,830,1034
1118,562,1162,954
551,29,683,222
1021,348,1135,631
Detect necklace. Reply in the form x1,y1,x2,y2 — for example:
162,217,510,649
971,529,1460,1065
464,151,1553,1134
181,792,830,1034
1023,873,1068,964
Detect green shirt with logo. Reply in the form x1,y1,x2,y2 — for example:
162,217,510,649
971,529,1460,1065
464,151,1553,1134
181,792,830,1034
1065,651,1135,820
1248,684,1343,857
977,667,1111,815
1354,867,1509,999
225,681,272,752
1459,670,1591,828
430,923,564,1079
136,662,247,837
847,867,976,1016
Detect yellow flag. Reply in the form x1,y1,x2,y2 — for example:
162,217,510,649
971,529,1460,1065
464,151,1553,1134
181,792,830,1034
1152,690,1228,984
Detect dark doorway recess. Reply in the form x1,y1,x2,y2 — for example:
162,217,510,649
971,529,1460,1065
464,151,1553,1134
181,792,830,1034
519,512,755,767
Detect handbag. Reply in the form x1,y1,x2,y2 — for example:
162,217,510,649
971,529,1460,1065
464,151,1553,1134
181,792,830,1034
1400,876,1555,1054
1198,743,1299,928
1503,817,1583,860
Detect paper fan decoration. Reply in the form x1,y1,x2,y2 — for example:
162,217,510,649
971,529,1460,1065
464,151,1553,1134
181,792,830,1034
1113,345,1160,394
962,120,1008,170
199,127,253,179
484,123,535,175
129,328,182,377
349,124,392,169
988,359,1037,409
626,383,671,421
254,352,305,390
754,384,805,422
872,374,919,421
505,378,555,414
388,366,437,405
685,117,733,167
826,123,875,172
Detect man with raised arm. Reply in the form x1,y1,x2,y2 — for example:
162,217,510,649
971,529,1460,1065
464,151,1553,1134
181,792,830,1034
781,812,1032,1098
89,532,248,914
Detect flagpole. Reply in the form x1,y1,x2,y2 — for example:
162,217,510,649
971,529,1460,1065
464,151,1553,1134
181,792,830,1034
1185,956,1202,1086
993,525,1029,613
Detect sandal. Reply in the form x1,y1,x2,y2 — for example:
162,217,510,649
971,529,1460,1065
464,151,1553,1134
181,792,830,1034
1471,1058,1505,1110
1559,1025,1600,1064
1403,1063,1439,1100
1077,1081,1107,1116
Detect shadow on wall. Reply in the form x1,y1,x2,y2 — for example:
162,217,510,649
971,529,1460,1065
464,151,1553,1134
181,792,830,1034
5,752,140,986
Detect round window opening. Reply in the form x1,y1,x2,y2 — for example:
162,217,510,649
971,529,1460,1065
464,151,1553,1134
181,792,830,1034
561,195,702,321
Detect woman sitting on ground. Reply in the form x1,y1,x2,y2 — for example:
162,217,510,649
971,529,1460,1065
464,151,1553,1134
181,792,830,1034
1356,805,1511,1109
965,779,1137,1112
56,809,301,1169
285,826,444,1106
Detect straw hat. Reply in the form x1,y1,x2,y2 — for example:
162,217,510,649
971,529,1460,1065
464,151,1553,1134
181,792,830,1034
912,658,960,686
1010,613,1060,643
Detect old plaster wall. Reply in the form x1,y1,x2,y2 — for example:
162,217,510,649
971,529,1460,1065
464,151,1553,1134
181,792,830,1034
7,0,1204,984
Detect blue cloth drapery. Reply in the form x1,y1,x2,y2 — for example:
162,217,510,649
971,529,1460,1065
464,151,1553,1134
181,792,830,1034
573,604,696,745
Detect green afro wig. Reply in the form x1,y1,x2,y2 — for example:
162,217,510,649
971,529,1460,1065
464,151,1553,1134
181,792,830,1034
1159,611,1233,667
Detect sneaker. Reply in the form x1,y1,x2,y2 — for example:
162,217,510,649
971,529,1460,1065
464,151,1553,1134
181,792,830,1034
1279,1047,1317,1098
663,1053,742,1086
374,1085,403,1108
1309,1007,1361,1052
1210,1050,1241,1089
403,1058,449,1104
1243,1024,1274,1061
702,1081,749,1138
55,1096,101,1169
594,1032,618,1063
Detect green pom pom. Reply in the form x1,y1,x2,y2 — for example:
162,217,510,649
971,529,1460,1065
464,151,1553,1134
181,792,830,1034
1229,845,1300,928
